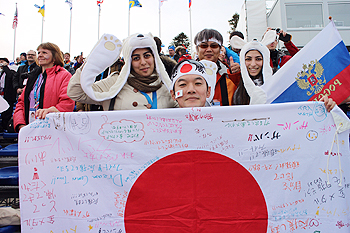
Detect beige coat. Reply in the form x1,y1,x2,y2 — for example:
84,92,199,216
67,68,178,111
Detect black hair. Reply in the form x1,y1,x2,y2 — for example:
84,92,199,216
20,52,27,59
229,31,244,40
131,47,154,57
153,37,162,54
194,29,223,46
244,49,263,78
233,49,264,105
130,47,155,72
0,58,9,63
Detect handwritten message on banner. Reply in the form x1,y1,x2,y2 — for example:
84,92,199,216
19,101,350,233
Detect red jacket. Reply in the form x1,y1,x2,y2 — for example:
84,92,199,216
269,41,299,69
14,65,75,131
178,54,192,63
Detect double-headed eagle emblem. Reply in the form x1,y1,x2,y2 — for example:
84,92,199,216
295,59,326,96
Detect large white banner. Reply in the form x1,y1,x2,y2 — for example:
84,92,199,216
19,102,350,233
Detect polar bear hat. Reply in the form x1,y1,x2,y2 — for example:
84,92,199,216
81,32,172,102
118,33,172,92
230,30,276,104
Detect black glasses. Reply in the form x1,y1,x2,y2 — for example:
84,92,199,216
198,42,220,49
27,54,36,56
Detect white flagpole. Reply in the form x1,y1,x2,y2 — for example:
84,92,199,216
189,5,193,54
98,4,101,39
128,7,130,36
13,29,16,61
13,3,17,61
159,2,161,37
40,0,45,43
69,4,72,53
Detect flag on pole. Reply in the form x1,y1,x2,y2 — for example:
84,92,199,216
65,0,72,10
189,0,192,8
129,0,142,9
12,5,18,29
159,0,167,7
97,0,103,6
34,4,45,17
261,21,350,105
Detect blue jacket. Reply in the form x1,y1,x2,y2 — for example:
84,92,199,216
225,46,240,65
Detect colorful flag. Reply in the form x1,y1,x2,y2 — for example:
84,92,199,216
34,4,45,17
65,0,73,10
97,0,103,6
189,0,191,8
129,0,142,9
261,21,350,105
12,4,18,29
159,0,167,7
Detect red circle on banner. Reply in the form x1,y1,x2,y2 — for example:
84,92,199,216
180,63,193,73
124,150,268,232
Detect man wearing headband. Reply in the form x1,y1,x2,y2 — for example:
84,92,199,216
170,59,217,108
194,29,240,106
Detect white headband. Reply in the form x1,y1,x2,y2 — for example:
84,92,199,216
171,60,217,102
196,38,222,47
172,61,207,88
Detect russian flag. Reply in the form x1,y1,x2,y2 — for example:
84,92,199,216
189,0,192,8
262,21,350,105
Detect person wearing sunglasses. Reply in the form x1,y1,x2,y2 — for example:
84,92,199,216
13,50,39,96
194,29,241,106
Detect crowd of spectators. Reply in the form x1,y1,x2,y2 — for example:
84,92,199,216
0,27,349,133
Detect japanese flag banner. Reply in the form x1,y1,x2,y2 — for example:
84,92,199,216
19,101,350,233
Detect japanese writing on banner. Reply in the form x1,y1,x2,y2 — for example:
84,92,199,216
19,101,350,233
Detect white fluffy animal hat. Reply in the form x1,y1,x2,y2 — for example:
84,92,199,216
80,33,172,102
230,30,276,104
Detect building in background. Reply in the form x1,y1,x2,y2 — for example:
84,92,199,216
237,0,350,51
236,0,268,42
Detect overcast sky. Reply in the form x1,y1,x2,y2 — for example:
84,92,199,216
1,0,244,61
